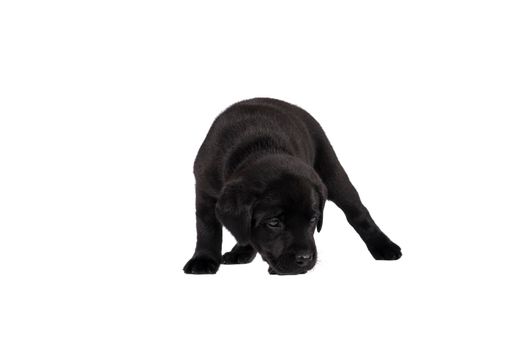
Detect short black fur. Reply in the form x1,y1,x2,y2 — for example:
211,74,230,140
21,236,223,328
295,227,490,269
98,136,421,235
184,98,401,275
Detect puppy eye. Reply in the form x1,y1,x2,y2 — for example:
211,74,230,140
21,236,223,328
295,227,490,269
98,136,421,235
266,218,281,228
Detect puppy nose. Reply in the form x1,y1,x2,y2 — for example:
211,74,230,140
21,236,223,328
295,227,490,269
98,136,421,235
295,253,313,266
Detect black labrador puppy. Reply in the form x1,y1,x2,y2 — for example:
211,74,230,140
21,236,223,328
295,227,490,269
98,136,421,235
184,98,401,275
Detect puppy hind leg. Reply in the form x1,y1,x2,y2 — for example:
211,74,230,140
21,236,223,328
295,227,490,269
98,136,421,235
222,243,257,264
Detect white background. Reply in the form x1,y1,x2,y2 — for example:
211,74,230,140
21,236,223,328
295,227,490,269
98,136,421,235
1,1,524,349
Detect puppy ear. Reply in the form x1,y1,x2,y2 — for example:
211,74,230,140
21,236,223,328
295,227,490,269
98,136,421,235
215,180,255,245
317,201,325,232
316,182,328,232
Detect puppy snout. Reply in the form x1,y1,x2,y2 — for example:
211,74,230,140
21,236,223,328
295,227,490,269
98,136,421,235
295,252,313,267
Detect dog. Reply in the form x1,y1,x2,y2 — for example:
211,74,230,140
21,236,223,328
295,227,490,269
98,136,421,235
184,98,402,275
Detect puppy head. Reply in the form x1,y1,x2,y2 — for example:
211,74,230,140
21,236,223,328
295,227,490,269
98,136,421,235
216,172,327,275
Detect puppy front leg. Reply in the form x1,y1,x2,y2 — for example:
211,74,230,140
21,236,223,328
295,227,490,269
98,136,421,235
315,142,402,260
183,192,223,274
335,187,402,260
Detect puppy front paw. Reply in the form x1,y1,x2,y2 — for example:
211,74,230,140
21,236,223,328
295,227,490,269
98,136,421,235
267,266,307,275
222,251,254,264
183,256,219,274
367,239,402,260
222,245,257,264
